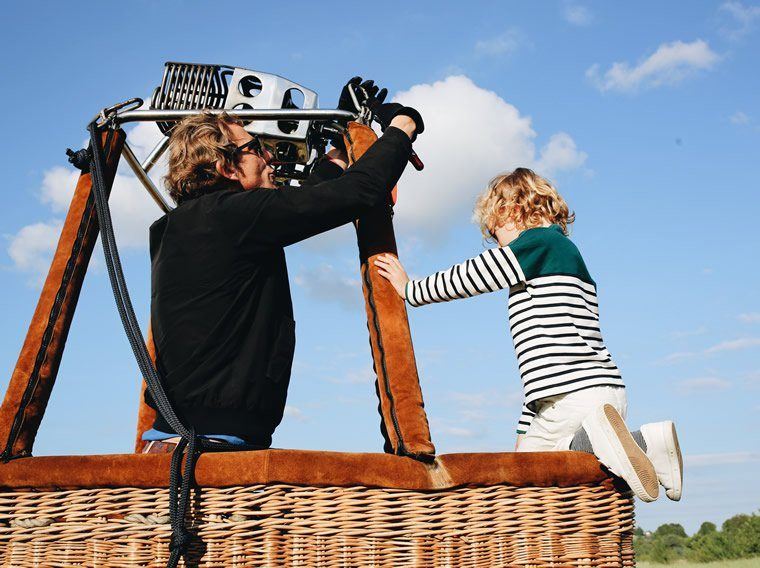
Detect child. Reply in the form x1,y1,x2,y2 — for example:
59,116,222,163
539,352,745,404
375,168,682,503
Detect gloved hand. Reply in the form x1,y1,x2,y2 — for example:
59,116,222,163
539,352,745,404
330,76,389,150
370,102,425,140
338,76,388,113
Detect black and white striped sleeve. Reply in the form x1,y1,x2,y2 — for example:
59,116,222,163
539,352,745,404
405,247,524,307
516,403,535,435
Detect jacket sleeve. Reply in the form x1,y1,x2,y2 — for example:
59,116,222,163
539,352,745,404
405,247,525,307
226,127,412,249
299,157,344,188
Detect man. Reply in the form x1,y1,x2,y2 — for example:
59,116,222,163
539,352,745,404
142,80,422,452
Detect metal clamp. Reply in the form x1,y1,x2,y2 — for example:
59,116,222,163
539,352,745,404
95,98,144,127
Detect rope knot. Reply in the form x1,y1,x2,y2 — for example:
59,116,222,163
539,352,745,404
169,529,193,553
66,147,91,172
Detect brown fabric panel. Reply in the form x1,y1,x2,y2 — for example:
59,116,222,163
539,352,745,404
0,450,610,491
133,328,158,453
0,130,125,459
346,123,435,459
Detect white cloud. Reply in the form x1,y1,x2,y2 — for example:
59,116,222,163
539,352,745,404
284,405,306,422
6,122,169,285
444,389,522,425
660,335,760,364
738,312,760,322
730,111,751,125
535,132,588,175
325,367,375,385
705,337,760,353
744,370,760,386
676,376,731,393
475,28,524,56
586,40,719,93
687,451,760,467
447,391,490,408
657,350,697,364
393,76,587,238
669,325,707,339
297,222,355,253
563,2,593,26
39,167,80,213
6,220,64,286
718,1,760,40
439,425,479,438
294,263,362,309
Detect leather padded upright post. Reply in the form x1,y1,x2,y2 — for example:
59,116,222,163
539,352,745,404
0,130,125,460
346,123,435,459
133,328,158,453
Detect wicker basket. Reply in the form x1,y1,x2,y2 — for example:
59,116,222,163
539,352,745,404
0,450,634,567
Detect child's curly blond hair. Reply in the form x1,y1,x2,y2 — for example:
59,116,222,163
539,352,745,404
473,167,575,240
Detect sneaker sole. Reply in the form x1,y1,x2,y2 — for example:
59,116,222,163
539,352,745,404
665,421,683,501
601,404,659,502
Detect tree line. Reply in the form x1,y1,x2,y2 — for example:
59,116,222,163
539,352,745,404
635,512,760,563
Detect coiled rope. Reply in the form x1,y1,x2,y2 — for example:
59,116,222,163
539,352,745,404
83,122,241,568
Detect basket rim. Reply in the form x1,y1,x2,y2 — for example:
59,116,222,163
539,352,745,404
0,449,615,492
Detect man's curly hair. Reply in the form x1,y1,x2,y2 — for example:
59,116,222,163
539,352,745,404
473,167,575,240
164,112,244,204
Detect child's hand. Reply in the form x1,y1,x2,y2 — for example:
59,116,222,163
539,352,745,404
374,254,410,299
515,434,525,451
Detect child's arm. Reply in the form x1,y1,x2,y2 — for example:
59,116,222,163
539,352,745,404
517,403,535,436
374,247,524,307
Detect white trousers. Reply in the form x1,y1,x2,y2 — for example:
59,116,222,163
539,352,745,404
516,386,627,452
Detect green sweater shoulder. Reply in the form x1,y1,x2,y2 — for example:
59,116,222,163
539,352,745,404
509,225,595,286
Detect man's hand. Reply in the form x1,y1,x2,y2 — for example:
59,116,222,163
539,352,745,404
330,76,390,151
324,147,348,170
372,102,424,141
374,254,410,299
338,76,388,113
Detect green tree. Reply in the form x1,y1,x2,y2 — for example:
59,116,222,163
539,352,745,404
636,513,760,564
697,521,717,536
689,530,730,562
649,532,688,563
654,523,688,539
722,513,760,558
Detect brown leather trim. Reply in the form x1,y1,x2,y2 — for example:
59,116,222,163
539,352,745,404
0,450,611,491
0,130,126,459
347,123,435,459
133,327,158,453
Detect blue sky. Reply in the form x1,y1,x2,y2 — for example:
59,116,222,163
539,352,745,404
1,1,759,533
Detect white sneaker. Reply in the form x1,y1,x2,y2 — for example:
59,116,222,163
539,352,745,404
582,404,659,502
640,421,683,501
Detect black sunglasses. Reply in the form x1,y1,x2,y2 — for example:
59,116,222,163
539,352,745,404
233,136,267,158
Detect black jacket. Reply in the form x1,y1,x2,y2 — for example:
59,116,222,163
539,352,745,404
147,127,412,446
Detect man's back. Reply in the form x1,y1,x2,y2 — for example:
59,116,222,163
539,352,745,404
149,190,295,447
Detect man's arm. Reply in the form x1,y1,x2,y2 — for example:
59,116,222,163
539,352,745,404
299,148,348,188
226,121,414,249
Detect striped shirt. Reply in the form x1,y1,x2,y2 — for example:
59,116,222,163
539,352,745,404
404,225,624,434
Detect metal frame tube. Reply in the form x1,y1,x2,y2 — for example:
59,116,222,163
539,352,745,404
121,142,172,213
115,108,356,124
111,107,356,213
141,136,170,173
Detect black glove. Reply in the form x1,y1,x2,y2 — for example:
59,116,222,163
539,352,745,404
338,76,388,113
370,102,425,140
330,76,389,151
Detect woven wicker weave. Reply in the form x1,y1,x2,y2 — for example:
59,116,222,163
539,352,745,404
0,480,634,567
